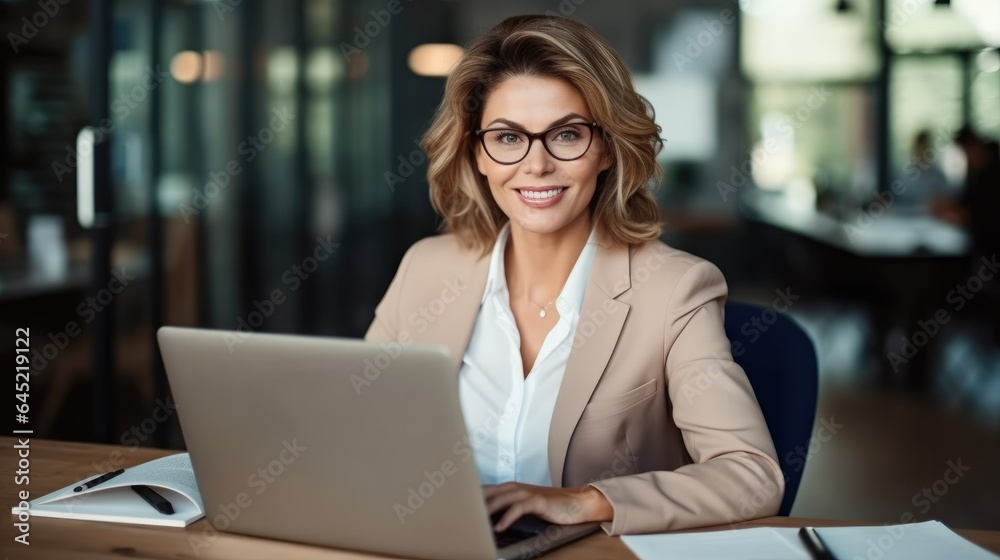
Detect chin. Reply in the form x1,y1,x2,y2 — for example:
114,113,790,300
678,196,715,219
510,213,579,236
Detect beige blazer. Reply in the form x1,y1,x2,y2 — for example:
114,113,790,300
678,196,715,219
364,233,784,535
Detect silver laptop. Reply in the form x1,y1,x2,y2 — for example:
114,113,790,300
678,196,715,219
157,326,599,560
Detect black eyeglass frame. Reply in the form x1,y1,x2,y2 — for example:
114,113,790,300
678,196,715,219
473,121,602,165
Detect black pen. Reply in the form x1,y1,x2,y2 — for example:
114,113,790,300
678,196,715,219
73,469,124,492
799,526,837,560
131,485,175,515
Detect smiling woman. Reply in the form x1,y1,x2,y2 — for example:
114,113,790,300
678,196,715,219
365,14,784,537
423,16,662,253
474,76,609,243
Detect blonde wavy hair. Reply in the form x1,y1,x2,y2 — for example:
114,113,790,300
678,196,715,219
422,14,664,255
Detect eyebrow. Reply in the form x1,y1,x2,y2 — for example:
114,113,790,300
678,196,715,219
483,113,591,130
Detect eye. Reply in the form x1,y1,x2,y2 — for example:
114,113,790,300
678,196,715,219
549,126,583,143
492,131,523,145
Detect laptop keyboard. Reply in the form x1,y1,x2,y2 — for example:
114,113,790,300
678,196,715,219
490,511,549,549
493,525,540,548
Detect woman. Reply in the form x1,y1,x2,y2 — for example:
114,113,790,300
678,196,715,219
365,14,783,536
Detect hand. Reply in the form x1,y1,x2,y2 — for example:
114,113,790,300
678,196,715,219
482,482,614,532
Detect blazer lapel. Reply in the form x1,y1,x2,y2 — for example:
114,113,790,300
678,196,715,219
548,241,632,487
431,250,490,374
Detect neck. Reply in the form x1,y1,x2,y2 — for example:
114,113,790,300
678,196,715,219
504,215,592,305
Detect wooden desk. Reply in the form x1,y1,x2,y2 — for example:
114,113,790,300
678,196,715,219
4,438,999,559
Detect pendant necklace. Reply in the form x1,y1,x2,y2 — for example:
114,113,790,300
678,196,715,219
528,299,555,318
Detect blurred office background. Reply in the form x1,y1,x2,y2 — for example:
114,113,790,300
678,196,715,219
1,0,998,530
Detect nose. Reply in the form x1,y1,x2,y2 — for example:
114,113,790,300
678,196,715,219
521,137,556,175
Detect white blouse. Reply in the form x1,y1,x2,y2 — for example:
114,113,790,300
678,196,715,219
458,222,598,486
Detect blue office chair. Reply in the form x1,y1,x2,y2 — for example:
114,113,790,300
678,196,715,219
723,301,818,517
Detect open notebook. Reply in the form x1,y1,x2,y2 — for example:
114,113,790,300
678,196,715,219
12,453,204,527
622,521,999,560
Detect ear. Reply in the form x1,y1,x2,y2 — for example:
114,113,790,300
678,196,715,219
599,146,613,173
596,129,613,172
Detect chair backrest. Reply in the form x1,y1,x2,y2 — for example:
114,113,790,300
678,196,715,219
723,301,818,517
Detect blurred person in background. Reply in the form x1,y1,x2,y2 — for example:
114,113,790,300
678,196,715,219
933,125,1000,337
896,129,953,215
933,126,1000,253
957,127,1000,259
364,15,783,536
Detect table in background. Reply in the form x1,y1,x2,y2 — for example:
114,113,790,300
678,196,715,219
740,190,973,389
3,438,998,559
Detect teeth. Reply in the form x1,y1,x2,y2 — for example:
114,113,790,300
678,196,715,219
518,188,565,200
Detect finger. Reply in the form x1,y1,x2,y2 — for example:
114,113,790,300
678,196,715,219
483,481,525,500
494,500,530,532
485,488,532,515
496,494,555,531
481,481,518,500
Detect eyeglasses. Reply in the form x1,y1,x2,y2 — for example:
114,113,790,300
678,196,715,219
474,121,601,165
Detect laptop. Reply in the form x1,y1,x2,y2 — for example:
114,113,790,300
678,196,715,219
157,326,599,560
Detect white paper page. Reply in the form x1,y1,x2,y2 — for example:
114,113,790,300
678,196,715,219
35,453,202,510
622,527,811,560
813,521,999,560
24,486,201,527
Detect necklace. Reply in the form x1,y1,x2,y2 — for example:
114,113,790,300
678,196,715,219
527,298,555,318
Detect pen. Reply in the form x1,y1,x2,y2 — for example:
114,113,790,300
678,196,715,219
131,485,175,515
799,526,837,560
73,469,124,492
